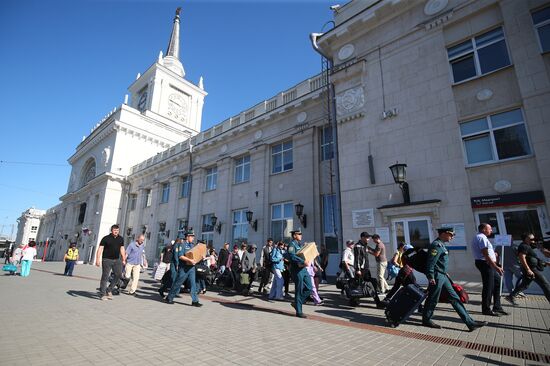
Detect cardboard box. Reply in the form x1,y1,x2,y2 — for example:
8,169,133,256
297,242,319,263
185,243,207,261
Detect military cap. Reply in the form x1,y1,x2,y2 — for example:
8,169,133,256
437,227,455,235
290,228,302,235
185,229,195,237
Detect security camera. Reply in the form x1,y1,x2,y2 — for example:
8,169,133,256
330,4,341,11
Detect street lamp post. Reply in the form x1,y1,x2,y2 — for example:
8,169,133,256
389,162,411,204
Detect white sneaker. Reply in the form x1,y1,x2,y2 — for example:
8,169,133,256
321,280,328,284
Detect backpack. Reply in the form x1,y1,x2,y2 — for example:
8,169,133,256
403,247,429,274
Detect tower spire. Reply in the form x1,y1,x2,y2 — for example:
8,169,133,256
163,7,185,77
166,7,181,58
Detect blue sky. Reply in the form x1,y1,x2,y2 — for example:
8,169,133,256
0,0,335,237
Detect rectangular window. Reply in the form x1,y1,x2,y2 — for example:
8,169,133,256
201,213,214,234
271,202,293,243
205,167,217,191
460,108,531,165
201,233,214,247
157,222,167,254
532,7,550,53
201,214,214,247
232,209,249,244
177,219,188,239
322,194,339,253
129,194,137,211
30,226,38,232
234,155,251,184
447,27,511,83
180,176,190,198
160,182,170,203
321,126,334,161
144,189,152,207
271,140,293,174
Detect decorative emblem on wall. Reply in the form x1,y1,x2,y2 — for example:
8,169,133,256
220,144,228,154
254,130,263,140
296,112,307,123
336,87,365,118
494,180,512,193
424,0,448,16
476,89,494,101
338,44,355,61
102,146,111,167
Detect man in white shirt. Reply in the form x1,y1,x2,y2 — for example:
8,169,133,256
471,223,506,316
342,240,355,278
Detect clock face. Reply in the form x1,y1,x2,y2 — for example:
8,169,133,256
167,93,188,122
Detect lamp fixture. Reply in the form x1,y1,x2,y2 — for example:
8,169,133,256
211,215,222,234
389,162,411,204
294,203,307,228
245,210,258,232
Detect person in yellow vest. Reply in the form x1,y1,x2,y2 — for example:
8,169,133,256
64,242,79,276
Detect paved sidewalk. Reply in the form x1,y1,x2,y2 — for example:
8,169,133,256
0,262,549,366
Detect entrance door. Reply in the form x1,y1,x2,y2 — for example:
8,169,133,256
392,216,434,285
475,208,545,242
475,206,549,294
392,216,434,250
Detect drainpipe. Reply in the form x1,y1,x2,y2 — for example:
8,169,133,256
184,144,194,231
310,33,344,252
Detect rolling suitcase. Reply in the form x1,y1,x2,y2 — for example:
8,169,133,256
385,283,426,327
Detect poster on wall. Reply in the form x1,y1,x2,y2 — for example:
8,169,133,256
441,223,466,250
352,209,374,228
375,227,390,243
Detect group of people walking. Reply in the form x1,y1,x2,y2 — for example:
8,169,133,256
9,220,549,333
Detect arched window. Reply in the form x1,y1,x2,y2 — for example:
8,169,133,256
80,158,96,188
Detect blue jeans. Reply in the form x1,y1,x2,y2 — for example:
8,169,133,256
167,266,198,303
64,260,76,276
503,265,522,294
511,268,550,303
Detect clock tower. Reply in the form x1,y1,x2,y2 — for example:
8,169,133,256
128,7,206,136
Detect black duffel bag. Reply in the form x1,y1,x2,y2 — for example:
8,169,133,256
195,263,211,278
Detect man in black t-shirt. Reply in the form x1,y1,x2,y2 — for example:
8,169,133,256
95,224,126,300
506,232,550,305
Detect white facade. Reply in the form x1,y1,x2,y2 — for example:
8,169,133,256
38,2,550,281
15,208,45,246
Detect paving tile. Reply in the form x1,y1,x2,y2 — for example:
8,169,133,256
2,262,549,366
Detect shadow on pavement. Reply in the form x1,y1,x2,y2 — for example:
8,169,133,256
464,355,514,365
214,300,295,317
66,290,100,299
316,308,389,326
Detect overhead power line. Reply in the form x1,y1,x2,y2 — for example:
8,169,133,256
0,160,67,167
